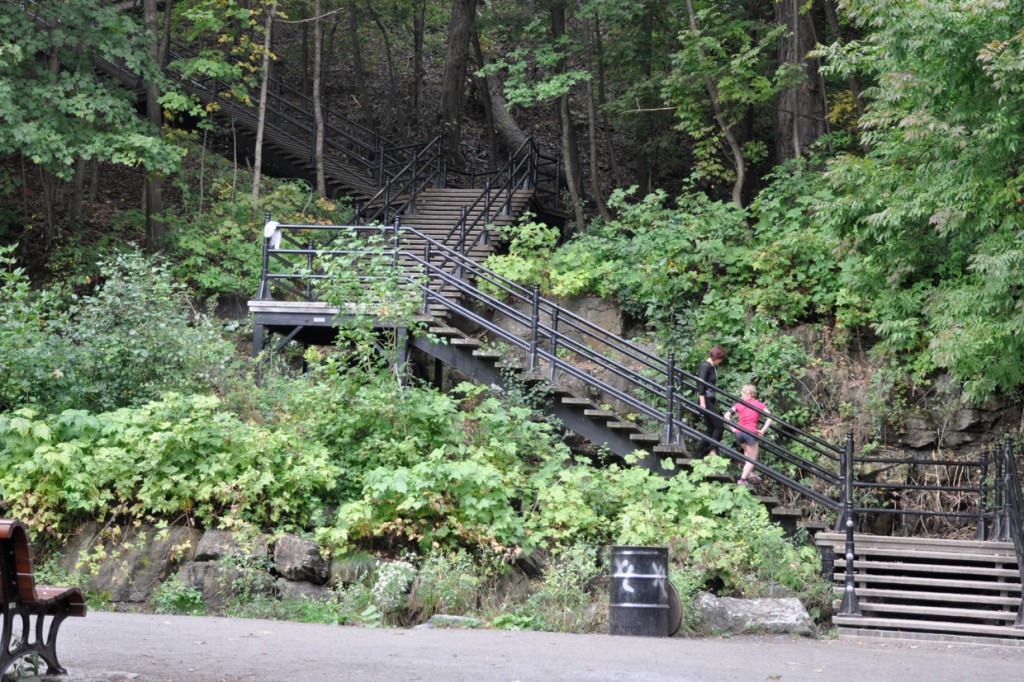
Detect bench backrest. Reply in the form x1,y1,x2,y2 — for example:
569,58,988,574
0,519,38,605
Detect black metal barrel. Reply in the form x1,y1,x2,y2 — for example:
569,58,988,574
608,545,669,637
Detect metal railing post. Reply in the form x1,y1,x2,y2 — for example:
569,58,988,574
999,441,1013,542
459,207,468,256
663,352,676,443
838,432,862,617
976,447,990,540
393,216,401,270
504,152,513,216
485,179,492,218
994,448,1006,541
409,150,419,213
528,284,540,374
376,137,385,186
549,308,560,384
422,242,432,315
305,238,314,301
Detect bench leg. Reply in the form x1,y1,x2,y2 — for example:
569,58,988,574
0,606,14,678
0,606,72,677
36,606,71,675
1,608,35,678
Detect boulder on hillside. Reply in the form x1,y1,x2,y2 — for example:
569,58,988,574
273,534,330,585
693,591,814,637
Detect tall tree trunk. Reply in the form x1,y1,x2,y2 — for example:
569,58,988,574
551,2,583,226
440,0,476,161
313,0,326,198
411,0,425,126
471,34,498,171
686,0,745,208
251,2,277,218
476,37,528,161
775,0,828,161
586,17,610,220
348,0,376,130
144,0,165,251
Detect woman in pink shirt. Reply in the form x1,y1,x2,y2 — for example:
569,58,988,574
724,384,773,486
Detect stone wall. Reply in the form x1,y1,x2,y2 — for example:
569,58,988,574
56,523,348,611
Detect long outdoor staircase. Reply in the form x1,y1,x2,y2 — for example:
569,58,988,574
65,2,1024,646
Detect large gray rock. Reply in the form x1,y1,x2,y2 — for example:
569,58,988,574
58,523,201,603
694,591,813,636
194,529,269,564
273,534,329,585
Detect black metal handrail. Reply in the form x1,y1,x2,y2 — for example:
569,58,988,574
998,439,1024,626
256,219,843,511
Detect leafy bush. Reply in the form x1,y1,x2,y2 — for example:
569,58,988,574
0,394,339,534
152,577,206,616
0,247,234,414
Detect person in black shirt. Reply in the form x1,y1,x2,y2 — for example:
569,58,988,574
693,344,727,459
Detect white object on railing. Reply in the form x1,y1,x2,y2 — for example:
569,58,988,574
263,220,282,250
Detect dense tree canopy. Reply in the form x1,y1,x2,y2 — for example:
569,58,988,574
0,0,1022,405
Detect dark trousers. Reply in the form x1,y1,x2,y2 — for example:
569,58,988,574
693,403,723,458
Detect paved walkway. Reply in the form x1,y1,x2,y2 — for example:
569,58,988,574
25,612,1024,682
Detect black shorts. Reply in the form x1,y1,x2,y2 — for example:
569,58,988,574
734,430,758,445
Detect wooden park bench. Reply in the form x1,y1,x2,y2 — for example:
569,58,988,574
0,519,86,677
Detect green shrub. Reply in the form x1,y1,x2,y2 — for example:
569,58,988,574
152,577,206,616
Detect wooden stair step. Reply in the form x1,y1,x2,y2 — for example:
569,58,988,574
815,533,1016,557
449,337,483,347
836,546,1021,564
629,433,661,443
834,559,1021,580
606,421,641,431
561,397,597,407
849,601,1018,622
832,571,1022,593
583,409,617,418
653,443,688,454
832,616,1024,639
833,586,1021,607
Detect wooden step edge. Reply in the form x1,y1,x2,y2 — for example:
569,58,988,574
583,409,617,418
831,586,1021,606
561,397,597,407
834,559,1021,579
834,546,1022,564
815,532,1016,555
629,433,661,443
833,571,1024,593
831,615,1024,638
852,601,1019,622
